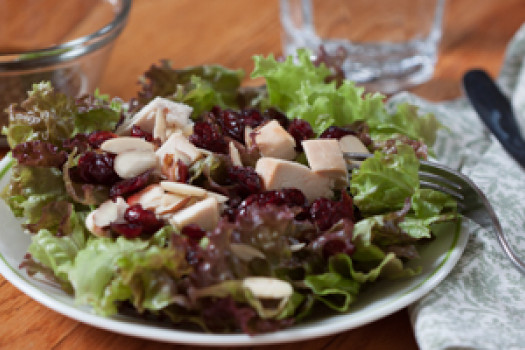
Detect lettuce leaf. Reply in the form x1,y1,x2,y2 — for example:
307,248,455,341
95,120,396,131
3,83,122,148
350,145,457,219
137,60,244,118
350,145,420,215
1,165,67,224
3,82,76,147
251,52,331,113
303,251,418,312
304,270,360,312
27,210,88,284
411,188,457,218
353,211,456,248
64,236,190,315
367,103,440,147
350,145,457,265
251,50,439,145
74,95,121,134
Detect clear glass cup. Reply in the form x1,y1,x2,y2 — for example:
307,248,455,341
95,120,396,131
0,0,131,147
280,0,446,93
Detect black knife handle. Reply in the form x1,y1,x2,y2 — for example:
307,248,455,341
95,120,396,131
463,69,525,167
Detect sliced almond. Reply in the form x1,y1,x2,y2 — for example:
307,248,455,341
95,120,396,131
159,152,192,182
92,199,120,227
100,136,154,154
114,150,158,179
116,97,193,136
165,126,178,140
86,197,129,236
155,133,199,165
244,126,254,148
290,242,306,252
156,193,191,215
85,211,106,237
230,243,266,261
161,181,207,198
242,277,293,300
113,197,129,223
158,148,192,168
169,133,203,163
153,107,168,143
205,191,229,203
127,184,164,210
169,197,219,232
229,142,243,167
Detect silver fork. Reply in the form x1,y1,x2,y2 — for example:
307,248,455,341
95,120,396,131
344,152,525,275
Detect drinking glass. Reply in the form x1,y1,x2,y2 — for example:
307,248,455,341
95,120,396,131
280,0,446,93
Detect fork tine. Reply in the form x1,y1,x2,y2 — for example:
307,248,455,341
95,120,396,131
418,170,463,191
419,180,464,202
343,152,371,162
419,160,473,192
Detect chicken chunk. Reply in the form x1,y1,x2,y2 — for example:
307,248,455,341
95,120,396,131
255,157,333,201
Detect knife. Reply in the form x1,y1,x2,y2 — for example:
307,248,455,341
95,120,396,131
463,69,525,168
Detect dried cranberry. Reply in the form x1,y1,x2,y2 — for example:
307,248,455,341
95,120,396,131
283,188,309,208
322,239,346,258
185,248,202,266
110,222,142,238
124,204,164,234
263,108,289,128
322,236,355,259
310,219,355,259
109,171,151,198
310,198,334,231
227,166,263,197
242,188,307,208
309,193,354,231
76,151,120,185
87,131,117,148
241,108,265,128
181,224,207,244
320,126,356,139
63,133,90,153
234,188,308,221
189,121,228,154
287,119,315,151
130,125,154,142
217,109,245,142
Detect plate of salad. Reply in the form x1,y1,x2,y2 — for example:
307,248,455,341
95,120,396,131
0,50,469,345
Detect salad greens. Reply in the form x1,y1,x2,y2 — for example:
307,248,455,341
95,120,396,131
3,82,122,148
0,51,458,334
136,60,244,119
251,50,439,145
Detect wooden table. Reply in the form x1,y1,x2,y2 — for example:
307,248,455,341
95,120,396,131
1,0,523,349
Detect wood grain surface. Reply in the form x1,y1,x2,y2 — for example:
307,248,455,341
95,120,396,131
1,0,524,349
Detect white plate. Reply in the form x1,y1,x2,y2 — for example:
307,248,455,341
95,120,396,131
0,156,470,346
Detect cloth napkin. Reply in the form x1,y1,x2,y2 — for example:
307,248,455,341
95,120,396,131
387,23,525,350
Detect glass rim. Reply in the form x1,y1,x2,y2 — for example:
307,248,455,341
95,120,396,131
0,0,132,72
